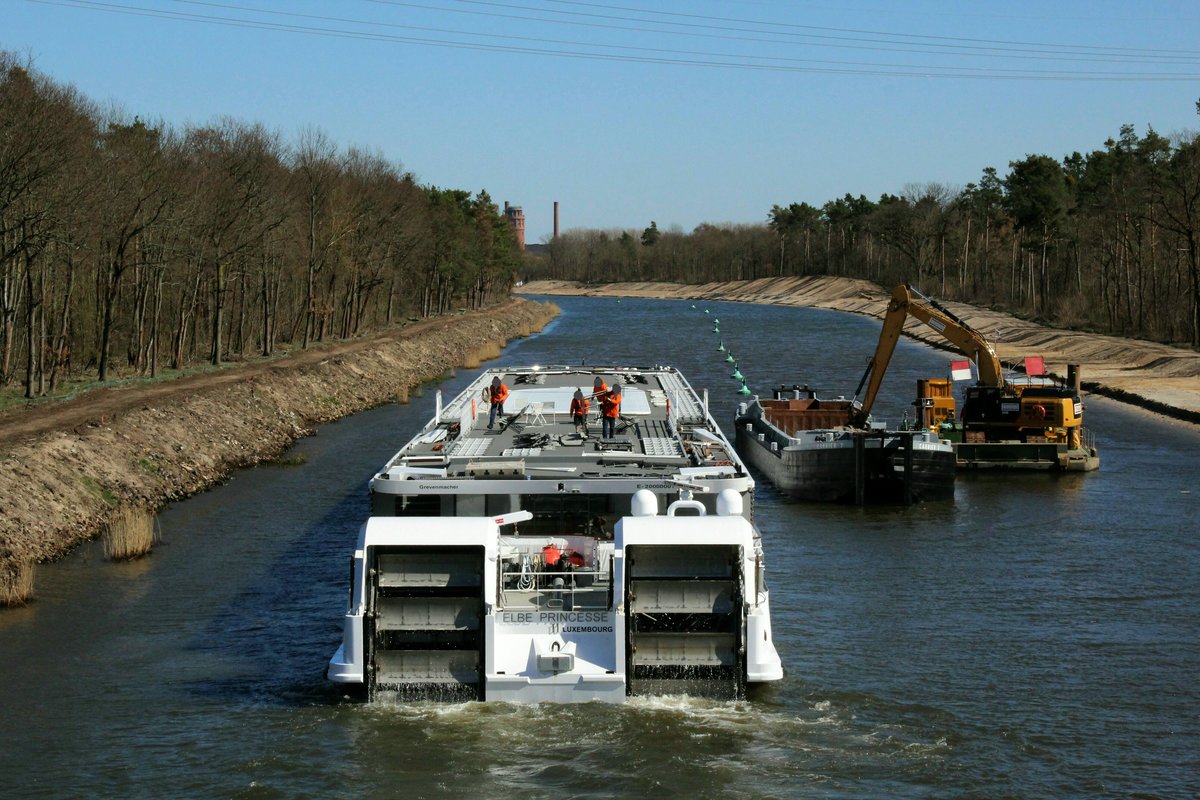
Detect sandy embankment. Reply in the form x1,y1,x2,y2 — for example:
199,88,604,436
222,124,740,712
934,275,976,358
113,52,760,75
0,299,558,596
520,277,1200,422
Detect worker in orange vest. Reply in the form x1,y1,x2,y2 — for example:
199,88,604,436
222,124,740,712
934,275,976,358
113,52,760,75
600,383,622,439
592,376,607,398
487,376,509,429
570,388,590,437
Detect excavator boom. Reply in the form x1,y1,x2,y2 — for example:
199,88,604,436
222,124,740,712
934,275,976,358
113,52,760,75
853,284,1005,426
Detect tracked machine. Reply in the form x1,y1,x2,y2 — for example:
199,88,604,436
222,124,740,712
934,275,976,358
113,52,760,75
852,284,1099,471
326,365,783,702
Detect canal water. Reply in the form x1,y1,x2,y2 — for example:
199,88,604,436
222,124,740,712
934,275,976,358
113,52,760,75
1,296,1196,799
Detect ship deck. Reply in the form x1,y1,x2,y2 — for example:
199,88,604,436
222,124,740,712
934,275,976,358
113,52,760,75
385,366,743,481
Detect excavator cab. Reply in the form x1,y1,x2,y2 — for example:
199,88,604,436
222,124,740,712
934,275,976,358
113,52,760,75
959,384,1082,444
960,385,1022,441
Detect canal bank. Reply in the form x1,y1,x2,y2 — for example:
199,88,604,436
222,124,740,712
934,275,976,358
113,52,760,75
0,299,558,602
520,277,1200,423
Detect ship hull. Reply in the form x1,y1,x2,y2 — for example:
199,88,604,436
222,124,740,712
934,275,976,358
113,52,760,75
734,396,955,504
736,425,956,503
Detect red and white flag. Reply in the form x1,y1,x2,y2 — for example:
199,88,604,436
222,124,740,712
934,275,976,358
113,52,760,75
949,360,972,381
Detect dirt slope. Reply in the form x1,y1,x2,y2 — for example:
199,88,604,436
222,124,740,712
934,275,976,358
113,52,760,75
0,299,558,588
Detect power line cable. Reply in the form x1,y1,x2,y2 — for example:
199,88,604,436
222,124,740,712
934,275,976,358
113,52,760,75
162,0,1200,75
27,0,1200,80
530,0,1200,56
358,0,1200,63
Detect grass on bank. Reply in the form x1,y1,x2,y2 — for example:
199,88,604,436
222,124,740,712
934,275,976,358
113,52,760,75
81,476,119,507
104,506,158,561
462,341,504,369
0,360,247,415
0,560,34,607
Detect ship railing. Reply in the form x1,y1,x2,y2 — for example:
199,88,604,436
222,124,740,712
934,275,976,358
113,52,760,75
498,565,611,611
663,384,704,426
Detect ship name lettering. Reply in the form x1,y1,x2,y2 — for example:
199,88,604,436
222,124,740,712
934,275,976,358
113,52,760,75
498,611,612,625
538,612,609,624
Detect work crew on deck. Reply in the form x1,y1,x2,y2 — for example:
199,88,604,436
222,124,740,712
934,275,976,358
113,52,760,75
570,388,590,437
601,383,622,439
487,376,509,429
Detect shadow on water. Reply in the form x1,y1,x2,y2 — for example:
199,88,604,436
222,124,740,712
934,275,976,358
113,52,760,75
174,377,483,710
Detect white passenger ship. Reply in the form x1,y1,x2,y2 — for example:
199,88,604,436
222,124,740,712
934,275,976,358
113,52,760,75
326,364,783,703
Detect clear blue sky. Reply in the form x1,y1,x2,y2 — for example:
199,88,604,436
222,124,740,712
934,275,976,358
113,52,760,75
7,0,1200,242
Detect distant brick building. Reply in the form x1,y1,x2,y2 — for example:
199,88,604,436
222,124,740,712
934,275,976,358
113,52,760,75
503,202,525,250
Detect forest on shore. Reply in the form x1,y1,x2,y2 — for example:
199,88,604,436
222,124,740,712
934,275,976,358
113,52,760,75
1,52,521,401
532,107,1200,349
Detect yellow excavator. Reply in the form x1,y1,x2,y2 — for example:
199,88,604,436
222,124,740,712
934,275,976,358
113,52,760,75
850,284,1098,471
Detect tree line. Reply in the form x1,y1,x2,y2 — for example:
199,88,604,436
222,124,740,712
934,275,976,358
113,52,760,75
533,111,1200,348
1,53,520,399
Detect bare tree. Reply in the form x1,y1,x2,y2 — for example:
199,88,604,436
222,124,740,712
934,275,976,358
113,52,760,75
186,120,285,365
92,116,173,381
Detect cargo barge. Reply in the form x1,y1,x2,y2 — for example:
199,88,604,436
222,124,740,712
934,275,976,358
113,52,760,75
734,385,956,504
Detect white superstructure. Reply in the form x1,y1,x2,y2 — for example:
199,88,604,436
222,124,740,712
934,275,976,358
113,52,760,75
327,365,783,703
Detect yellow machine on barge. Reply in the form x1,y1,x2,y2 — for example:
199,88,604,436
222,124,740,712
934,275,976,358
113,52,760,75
852,284,1100,472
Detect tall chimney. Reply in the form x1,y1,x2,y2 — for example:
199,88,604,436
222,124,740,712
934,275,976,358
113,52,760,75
553,201,559,239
